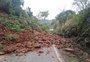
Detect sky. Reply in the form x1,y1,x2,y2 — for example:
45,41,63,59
23,0,75,20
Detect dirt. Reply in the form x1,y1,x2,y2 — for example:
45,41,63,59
0,24,90,62
0,24,72,53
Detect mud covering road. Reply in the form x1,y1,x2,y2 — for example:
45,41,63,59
0,45,80,62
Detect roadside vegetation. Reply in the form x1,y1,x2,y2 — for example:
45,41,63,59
52,0,90,52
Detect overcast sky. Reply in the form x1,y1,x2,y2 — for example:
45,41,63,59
23,0,75,20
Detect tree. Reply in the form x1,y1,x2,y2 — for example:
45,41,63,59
0,0,11,13
52,10,76,34
26,7,33,16
10,0,24,16
73,0,90,11
37,11,49,20
56,10,75,23
0,0,24,16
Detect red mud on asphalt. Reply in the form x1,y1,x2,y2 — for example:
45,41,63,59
0,24,80,53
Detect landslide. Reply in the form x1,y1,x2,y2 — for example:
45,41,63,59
0,24,90,62
0,24,73,53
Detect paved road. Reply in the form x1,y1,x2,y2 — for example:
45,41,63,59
0,45,79,62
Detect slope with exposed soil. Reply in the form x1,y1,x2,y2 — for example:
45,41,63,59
0,24,90,62
0,24,73,53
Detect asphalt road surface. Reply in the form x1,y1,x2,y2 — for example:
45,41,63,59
0,45,79,62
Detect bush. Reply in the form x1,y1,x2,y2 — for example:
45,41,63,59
4,33,19,41
40,24,49,31
4,21,22,32
0,17,24,32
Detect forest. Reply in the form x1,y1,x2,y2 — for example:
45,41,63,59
0,0,90,62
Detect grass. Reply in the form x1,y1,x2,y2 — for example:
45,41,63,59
4,33,19,41
69,54,80,62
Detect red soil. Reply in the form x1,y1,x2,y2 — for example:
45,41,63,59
0,24,75,53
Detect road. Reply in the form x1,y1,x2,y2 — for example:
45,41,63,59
0,45,79,62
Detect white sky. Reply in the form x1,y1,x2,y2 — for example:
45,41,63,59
23,0,75,20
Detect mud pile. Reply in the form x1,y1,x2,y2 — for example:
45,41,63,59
0,24,74,53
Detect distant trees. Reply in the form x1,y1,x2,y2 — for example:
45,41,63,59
52,10,76,34
56,10,75,23
26,7,33,16
37,11,49,20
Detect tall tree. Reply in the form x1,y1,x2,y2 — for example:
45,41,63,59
26,7,33,16
73,0,90,11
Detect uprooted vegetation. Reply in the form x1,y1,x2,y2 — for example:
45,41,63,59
4,33,19,41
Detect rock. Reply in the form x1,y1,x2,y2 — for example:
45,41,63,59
34,44,41,48
15,53,24,56
86,59,90,62
38,41,43,44
38,50,44,53
0,51,5,55
64,48,74,52
0,32,4,36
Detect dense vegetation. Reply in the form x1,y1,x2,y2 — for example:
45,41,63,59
0,0,90,61
0,0,90,56
0,0,24,16
52,0,90,49
0,0,51,32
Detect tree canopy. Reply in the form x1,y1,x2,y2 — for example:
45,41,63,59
0,0,24,16
56,10,75,23
37,11,49,20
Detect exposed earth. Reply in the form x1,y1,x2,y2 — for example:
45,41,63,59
0,24,90,62
0,47,81,62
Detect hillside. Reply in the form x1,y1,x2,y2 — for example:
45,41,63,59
0,24,69,53
0,24,89,62
0,0,90,62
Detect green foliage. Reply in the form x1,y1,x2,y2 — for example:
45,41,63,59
69,55,80,62
0,0,51,33
52,10,76,34
0,0,24,16
37,11,49,20
40,24,49,31
0,17,23,32
77,8,90,36
53,6,90,39
56,10,75,23
26,7,33,16
5,33,19,41
73,0,90,11
52,2,90,48
5,22,22,32
0,0,40,32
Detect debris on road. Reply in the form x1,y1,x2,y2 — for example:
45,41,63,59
0,24,73,53
0,52,5,55
64,48,74,52
0,24,90,61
